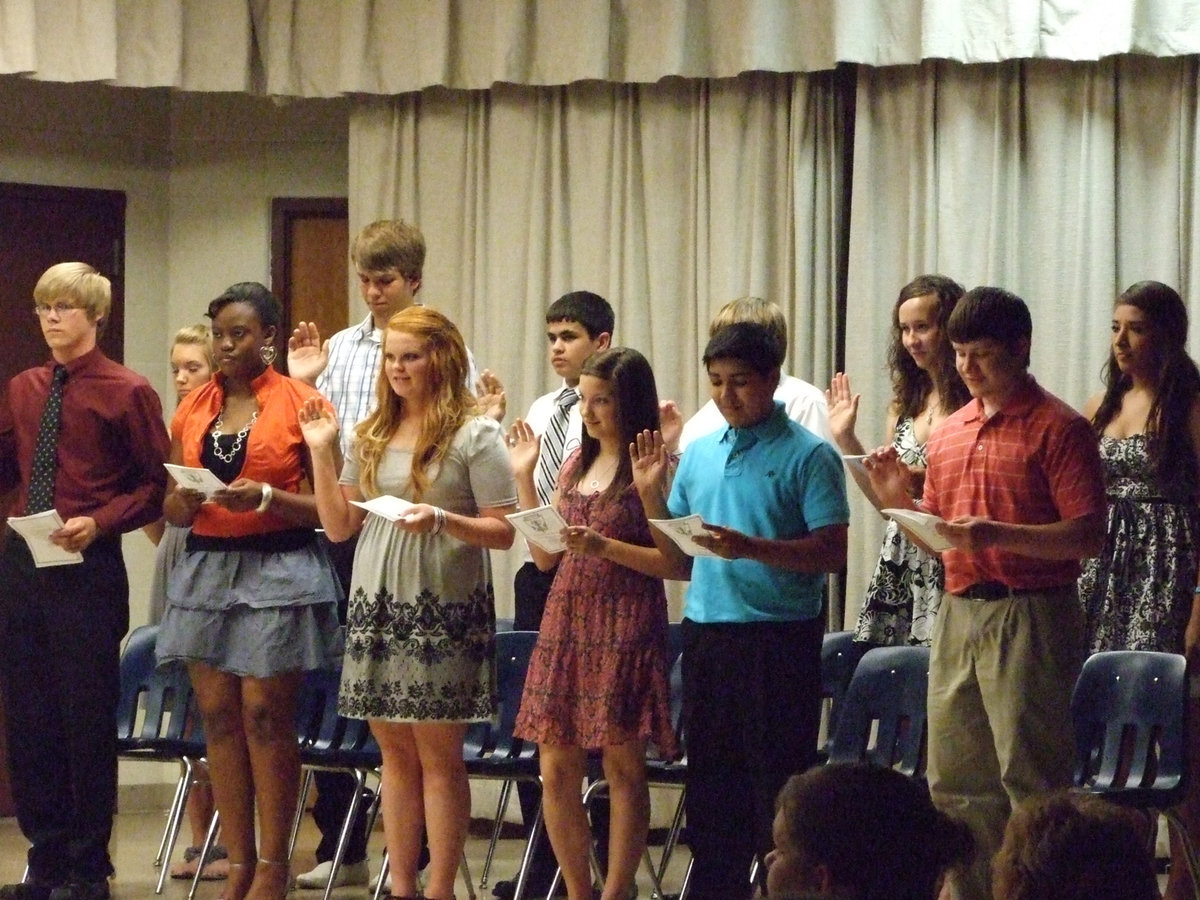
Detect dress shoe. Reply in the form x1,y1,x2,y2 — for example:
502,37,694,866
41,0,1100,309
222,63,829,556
0,883,57,900
294,859,369,889
47,881,109,900
491,872,564,899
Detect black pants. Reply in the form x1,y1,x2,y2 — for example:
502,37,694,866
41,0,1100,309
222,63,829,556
512,562,560,882
681,616,823,900
0,532,127,884
311,532,370,865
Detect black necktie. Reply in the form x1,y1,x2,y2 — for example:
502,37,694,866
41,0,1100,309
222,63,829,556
27,365,67,514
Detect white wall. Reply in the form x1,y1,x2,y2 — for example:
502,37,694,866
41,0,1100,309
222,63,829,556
0,76,349,792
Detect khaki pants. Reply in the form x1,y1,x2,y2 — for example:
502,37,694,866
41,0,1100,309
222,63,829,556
927,587,1084,900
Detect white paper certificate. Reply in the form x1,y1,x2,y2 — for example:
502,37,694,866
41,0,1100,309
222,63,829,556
505,505,570,554
841,454,870,479
164,464,227,498
648,515,719,557
6,509,83,567
351,495,417,522
881,508,953,552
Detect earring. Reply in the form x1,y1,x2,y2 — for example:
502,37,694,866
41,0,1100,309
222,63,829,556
260,344,278,366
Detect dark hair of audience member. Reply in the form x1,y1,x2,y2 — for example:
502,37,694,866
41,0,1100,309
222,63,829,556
991,790,1158,900
772,763,974,900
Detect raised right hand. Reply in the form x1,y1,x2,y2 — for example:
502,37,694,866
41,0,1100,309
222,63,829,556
631,429,669,497
659,400,684,454
287,321,330,385
298,396,340,450
507,418,541,478
826,372,860,449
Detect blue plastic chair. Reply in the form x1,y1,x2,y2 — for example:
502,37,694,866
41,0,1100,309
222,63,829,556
826,645,930,776
113,624,207,895
1071,649,1200,893
466,630,542,900
818,631,866,761
280,665,380,900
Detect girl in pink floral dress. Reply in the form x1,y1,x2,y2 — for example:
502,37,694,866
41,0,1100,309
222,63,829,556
509,347,678,900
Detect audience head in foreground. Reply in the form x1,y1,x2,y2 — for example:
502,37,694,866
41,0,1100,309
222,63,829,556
766,763,974,900
991,789,1158,900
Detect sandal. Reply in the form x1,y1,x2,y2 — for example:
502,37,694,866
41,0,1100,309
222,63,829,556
170,844,229,880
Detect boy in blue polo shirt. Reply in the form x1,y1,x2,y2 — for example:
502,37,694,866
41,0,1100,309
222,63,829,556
634,321,848,900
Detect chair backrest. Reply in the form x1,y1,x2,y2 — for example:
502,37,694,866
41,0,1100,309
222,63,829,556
116,624,196,746
819,631,865,758
826,645,930,777
491,630,540,761
295,665,353,754
1071,650,1188,807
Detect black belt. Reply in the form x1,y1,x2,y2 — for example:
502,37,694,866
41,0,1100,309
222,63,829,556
956,581,1070,602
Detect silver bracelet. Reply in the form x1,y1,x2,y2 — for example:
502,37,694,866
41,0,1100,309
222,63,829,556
255,483,274,514
430,505,447,535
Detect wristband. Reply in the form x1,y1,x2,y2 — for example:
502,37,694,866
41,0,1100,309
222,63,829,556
256,483,274,514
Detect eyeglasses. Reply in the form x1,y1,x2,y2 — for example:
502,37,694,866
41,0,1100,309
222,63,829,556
33,301,80,318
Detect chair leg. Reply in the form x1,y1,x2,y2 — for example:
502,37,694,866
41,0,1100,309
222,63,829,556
154,758,192,867
373,849,390,900
322,769,368,900
653,786,687,891
481,778,515,888
512,793,547,900
641,845,667,900
188,808,221,900
1164,809,1200,899
155,758,198,894
678,854,693,900
459,850,477,900
287,768,315,862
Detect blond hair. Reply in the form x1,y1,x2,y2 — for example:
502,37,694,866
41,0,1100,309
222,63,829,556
351,220,426,282
34,262,111,325
353,306,477,499
709,296,787,360
172,323,215,368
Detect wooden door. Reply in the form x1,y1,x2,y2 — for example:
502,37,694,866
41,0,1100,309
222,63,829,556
0,183,126,384
270,197,350,367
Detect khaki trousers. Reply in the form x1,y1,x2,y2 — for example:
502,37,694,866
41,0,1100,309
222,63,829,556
927,586,1084,900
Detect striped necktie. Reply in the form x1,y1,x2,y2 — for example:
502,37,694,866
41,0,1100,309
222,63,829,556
534,386,580,505
27,364,68,514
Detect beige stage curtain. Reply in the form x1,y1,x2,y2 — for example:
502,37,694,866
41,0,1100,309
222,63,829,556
348,72,846,615
840,54,1200,628
4,0,1200,96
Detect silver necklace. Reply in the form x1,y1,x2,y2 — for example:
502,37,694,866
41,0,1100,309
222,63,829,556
210,408,258,464
588,458,618,490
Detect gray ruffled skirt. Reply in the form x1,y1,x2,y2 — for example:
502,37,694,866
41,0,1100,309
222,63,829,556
157,535,344,678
